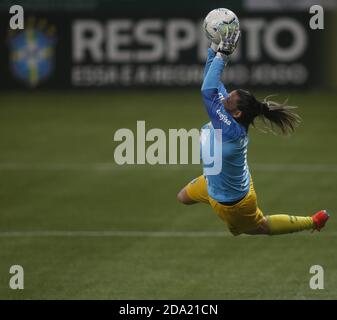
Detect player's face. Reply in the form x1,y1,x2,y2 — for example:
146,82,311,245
223,90,241,117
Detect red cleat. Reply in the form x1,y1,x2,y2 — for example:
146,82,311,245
312,210,330,232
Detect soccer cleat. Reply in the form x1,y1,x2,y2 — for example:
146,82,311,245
311,210,330,232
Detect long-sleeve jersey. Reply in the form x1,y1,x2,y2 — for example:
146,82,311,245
200,48,250,203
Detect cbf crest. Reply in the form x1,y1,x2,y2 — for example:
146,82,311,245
8,17,56,87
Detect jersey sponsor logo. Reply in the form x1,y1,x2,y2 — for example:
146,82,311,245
216,109,231,126
218,92,225,101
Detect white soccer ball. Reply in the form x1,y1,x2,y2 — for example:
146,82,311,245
203,8,240,44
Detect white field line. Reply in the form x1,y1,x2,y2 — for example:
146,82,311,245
0,230,231,238
0,230,334,238
0,163,337,173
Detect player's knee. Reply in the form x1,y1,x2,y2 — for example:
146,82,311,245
177,189,188,204
243,217,271,235
177,189,194,205
258,217,271,235
177,191,183,203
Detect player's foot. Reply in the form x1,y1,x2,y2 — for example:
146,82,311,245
312,210,330,232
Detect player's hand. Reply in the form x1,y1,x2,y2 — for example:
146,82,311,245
216,22,240,56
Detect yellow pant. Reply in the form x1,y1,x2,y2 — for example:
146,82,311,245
185,175,264,236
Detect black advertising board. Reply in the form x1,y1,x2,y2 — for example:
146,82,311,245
0,11,323,90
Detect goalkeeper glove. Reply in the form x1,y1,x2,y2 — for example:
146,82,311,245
216,22,240,56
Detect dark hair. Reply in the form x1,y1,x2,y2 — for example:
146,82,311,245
236,89,301,134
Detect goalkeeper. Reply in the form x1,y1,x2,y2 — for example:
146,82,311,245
177,24,329,235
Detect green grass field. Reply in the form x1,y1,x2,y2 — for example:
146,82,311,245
0,90,336,299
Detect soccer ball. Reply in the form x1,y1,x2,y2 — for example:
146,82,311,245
203,8,240,44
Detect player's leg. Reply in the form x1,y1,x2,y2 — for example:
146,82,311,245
177,175,210,205
177,188,197,205
209,178,330,235
217,206,330,236
232,181,330,235
249,210,330,235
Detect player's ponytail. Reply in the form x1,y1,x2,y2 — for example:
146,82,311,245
236,89,301,134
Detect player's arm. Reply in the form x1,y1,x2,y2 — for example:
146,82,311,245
201,26,241,132
201,54,229,128
203,20,240,103
203,47,229,100
203,43,219,79
201,54,242,141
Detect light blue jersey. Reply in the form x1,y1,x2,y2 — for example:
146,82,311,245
200,48,250,203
